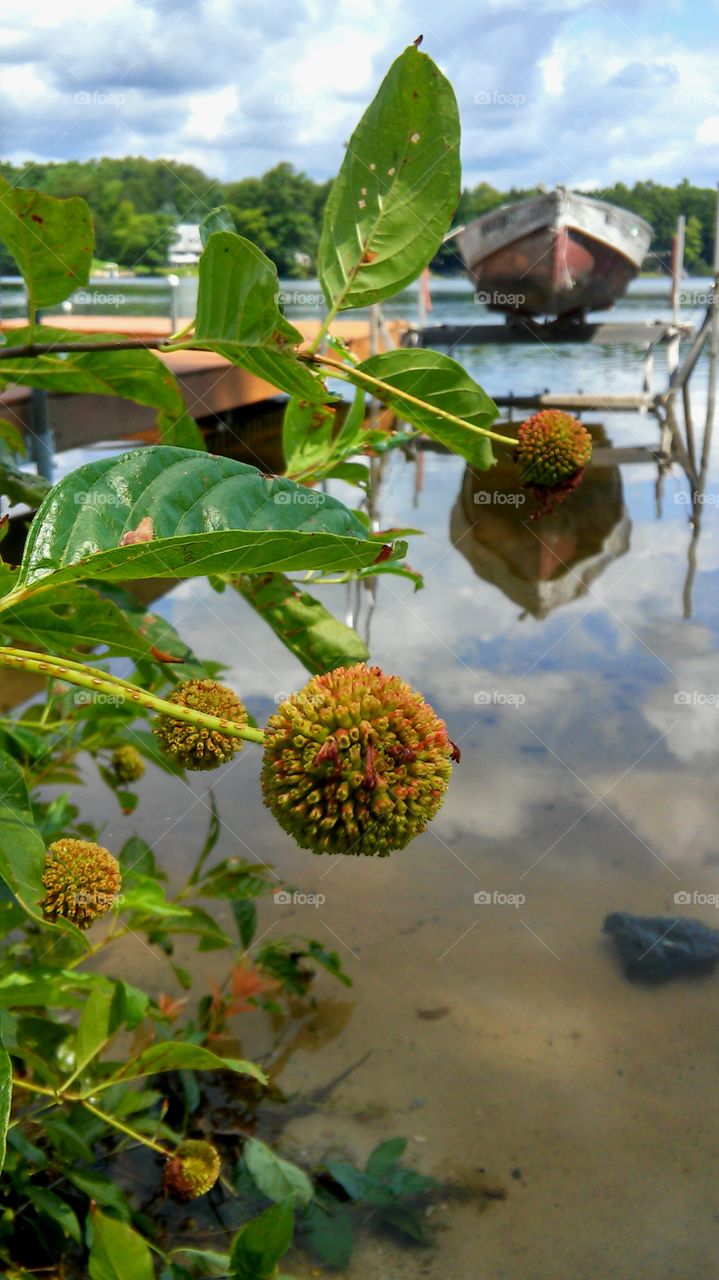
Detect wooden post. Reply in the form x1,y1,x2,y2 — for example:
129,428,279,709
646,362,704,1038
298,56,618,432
671,215,686,321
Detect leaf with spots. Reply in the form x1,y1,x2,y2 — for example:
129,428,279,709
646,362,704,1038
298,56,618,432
8,446,406,598
318,44,460,310
0,175,93,308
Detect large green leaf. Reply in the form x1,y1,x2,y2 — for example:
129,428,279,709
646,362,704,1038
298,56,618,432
243,1138,314,1208
0,1046,11,1176
357,348,497,469
192,231,326,401
11,447,401,595
0,176,93,308
0,326,200,445
89,1209,154,1280
233,572,368,674
104,1040,267,1087
318,45,460,310
230,1200,295,1280
0,581,182,660
0,747,46,922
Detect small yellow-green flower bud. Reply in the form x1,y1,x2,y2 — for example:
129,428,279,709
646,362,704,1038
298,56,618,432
41,839,121,929
110,744,145,784
163,1139,221,1201
153,679,248,771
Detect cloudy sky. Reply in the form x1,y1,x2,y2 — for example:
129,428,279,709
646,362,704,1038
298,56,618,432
0,0,715,191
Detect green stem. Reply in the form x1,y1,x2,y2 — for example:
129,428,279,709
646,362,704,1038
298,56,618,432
306,352,518,446
305,299,340,357
80,1099,169,1156
12,1077,62,1100
0,647,265,745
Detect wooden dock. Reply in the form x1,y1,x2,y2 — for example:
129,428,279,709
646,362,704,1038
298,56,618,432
0,316,405,454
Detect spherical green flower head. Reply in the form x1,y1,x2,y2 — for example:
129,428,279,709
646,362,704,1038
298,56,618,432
154,679,248,771
110,744,145,784
516,410,592,486
41,839,121,929
163,1139,221,1201
262,664,457,857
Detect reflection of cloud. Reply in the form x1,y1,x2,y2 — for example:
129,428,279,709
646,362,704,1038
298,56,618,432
642,630,719,761
603,770,718,867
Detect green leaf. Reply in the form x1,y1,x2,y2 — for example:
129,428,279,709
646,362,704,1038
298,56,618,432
0,581,177,661
357,348,497,469
0,1046,11,1175
192,231,327,401
282,398,338,477
243,1138,314,1208
0,460,50,509
304,1200,354,1268
199,205,237,247
74,985,117,1077
27,1187,81,1243
0,176,93,308
318,45,460,310
89,1208,154,1280
230,1200,295,1280
68,1170,130,1217
231,898,257,948
365,1136,407,1178
232,572,368,674
106,1040,267,1087
0,326,192,438
13,446,400,594
0,747,46,922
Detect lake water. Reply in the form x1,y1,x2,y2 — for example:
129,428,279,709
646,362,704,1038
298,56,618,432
20,278,719,1277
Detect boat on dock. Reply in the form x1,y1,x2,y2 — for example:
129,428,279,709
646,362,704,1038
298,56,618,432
455,188,653,320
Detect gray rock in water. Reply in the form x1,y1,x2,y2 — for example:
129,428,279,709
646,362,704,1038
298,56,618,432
603,911,719,982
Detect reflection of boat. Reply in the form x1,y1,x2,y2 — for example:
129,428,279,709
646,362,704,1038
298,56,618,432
450,425,631,618
456,189,652,320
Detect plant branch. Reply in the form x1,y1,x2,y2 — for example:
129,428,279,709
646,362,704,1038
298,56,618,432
0,338,170,360
0,648,265,745
80,1099,169,1156
304,351,518,446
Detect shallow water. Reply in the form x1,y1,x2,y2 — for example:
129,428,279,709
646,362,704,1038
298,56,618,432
26,282,719,1277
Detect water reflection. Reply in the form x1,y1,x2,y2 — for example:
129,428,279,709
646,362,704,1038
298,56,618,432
450,425,631,620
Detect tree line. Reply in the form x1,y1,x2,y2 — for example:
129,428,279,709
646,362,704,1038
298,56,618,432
0,156,715,277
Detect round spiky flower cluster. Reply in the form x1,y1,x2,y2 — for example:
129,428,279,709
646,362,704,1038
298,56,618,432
261,664,457,857
154,679,248,771
515,410,592,487
110,744,145,784
41,839,121,929
163,1140,221,1202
